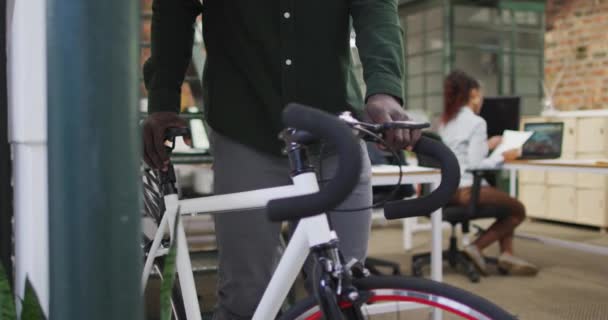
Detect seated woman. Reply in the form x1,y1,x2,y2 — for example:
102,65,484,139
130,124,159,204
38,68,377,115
439,70,538,276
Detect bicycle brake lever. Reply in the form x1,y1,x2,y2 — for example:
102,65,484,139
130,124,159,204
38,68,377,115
380,121,430,131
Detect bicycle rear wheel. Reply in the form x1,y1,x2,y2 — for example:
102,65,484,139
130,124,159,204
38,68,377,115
280,276,515,320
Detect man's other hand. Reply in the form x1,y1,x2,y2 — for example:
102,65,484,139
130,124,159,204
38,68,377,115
365,94,422,151
142,112,189,171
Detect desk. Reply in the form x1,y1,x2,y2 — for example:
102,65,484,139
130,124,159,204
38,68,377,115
504,159,608,197
371,165,443,283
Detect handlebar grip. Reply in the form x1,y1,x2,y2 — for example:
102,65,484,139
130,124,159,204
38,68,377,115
267,103,362,222
383,137,460,220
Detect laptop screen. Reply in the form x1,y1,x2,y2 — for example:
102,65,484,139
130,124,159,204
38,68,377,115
522,122,564,159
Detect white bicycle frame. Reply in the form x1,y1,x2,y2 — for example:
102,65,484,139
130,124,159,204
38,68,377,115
141,170,336,320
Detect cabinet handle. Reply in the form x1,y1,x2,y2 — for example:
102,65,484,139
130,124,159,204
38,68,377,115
601,128,605,135
569,128,574,135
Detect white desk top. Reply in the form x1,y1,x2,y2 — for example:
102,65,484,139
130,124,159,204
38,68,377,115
504,159,608,174
371,165,440,186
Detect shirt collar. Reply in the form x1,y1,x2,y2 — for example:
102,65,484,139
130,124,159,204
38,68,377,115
460,106,474,116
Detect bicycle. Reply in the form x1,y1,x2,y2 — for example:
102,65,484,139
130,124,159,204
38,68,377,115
141,103,516,320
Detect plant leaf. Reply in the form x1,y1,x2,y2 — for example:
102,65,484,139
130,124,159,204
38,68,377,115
0,263,16,320
160,213,180,320
21,278,45,320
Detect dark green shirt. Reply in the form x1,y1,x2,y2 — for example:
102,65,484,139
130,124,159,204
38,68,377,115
144,0,405,155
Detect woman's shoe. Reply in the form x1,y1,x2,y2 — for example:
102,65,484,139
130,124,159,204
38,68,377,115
498,253,539,276
463,244,487,275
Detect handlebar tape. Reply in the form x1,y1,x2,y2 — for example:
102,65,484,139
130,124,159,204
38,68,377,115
267,103,362,222
383,137,461,220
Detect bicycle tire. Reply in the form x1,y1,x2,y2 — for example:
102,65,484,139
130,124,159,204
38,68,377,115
279,276,515,320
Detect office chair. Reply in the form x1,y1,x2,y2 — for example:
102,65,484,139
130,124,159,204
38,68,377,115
413,132,509,283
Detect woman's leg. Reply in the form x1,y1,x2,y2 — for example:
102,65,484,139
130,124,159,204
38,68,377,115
499,230,515,255
470,187,526,252
451,186,526,252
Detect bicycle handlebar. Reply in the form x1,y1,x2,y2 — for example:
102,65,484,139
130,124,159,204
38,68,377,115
266,103,362,222
382,137,460,220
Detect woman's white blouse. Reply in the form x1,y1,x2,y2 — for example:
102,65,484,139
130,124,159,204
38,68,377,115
438,107,504,187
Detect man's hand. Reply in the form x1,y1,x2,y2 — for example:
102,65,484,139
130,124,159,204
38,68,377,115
365,94,422,151
142,112,189,171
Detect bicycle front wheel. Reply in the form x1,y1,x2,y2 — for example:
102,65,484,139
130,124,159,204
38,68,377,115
280,276,515,320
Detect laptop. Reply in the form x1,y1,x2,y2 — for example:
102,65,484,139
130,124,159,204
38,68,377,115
521,122,564,159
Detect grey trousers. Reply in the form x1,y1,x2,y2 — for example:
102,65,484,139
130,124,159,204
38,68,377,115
211,131,372,320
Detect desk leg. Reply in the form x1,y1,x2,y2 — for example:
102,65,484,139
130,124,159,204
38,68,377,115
430,183,443,320
402,218,414,251
509,169,516,197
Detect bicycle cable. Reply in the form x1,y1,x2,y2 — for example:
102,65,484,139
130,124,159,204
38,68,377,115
317,126,405,213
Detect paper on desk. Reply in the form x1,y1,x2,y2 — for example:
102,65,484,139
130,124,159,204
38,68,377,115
489,130,533,159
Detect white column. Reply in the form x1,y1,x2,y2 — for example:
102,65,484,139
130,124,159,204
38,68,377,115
7,0,49,315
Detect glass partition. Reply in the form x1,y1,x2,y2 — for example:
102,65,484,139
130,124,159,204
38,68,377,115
399,0,544,117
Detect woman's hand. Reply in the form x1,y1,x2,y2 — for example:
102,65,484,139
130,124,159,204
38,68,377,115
502,148,521,161
488,135,503,150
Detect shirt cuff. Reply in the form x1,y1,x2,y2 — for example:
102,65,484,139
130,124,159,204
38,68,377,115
147,88,181,114
364,72,404,106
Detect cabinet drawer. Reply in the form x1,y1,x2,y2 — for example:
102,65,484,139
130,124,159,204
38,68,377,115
576,118,608,154
560,118,578,155
519,184,547,218
546,172,576,185
547,187,577,222
576,189,608,226
519,171,545,184
576,173,607,189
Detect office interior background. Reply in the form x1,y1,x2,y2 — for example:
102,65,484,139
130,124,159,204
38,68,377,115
2,0,608,319
137,0,608,318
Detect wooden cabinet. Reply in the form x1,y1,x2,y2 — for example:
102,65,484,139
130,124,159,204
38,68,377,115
560,118,577,158
520,185,547,218
519,171,545,184
547,186,577,222
517,112,608,228
546,172,576,185
576,189,607,226
576,173,607,189
576,118,608,154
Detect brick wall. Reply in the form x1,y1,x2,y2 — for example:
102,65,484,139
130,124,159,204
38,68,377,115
545,0,608,110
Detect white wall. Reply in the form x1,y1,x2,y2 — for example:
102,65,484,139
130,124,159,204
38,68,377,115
6,0,49,315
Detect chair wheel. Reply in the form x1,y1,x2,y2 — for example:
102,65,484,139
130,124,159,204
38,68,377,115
411,260,425,277
462,261,480,283
498,267,509,275
468,272,480,283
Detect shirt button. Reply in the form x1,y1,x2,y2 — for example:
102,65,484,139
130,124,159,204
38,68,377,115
283,12,291,19
285,59,292,66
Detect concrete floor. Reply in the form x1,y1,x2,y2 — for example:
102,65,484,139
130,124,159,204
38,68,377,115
370,219,608,320
145,219,608,319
